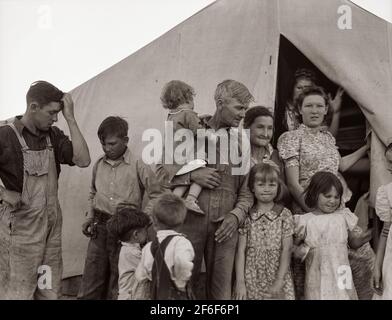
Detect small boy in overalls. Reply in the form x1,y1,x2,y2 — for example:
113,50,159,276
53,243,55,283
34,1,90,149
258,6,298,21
136,193,195,300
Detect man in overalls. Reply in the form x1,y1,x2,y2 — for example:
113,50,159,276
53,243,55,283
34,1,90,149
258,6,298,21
0,81,91,299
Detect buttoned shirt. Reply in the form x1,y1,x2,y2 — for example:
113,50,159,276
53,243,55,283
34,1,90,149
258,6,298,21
88,147,164,218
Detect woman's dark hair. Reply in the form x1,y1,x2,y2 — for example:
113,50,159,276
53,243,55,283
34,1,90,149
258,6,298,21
97,116,128,140
243,106,274,129
304,171,343,209
296,85,329,111
106,208,151,242
248,162,286,203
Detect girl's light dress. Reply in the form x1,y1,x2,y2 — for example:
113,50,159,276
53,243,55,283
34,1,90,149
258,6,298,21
295,209,358,300
373,183,392,300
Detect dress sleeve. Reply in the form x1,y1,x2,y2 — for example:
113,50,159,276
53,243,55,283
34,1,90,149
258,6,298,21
293,214,307,241
281,208,294,238
277,131,300,168
341,208,359,231
238,217,250,236
375,184,392,222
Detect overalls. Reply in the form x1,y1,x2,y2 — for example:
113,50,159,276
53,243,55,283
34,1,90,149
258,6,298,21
0,123,62,299
150,235,194,300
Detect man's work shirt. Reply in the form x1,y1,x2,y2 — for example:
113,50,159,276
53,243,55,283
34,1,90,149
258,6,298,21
88,148,164,218
0,116,74,192
156,115,253,226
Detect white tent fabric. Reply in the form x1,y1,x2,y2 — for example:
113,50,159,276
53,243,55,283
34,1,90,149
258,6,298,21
57,0,392,278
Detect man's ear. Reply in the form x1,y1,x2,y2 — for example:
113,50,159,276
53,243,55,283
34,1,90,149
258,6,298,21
216,99,224,111
29,102,39,112
123,136,130,145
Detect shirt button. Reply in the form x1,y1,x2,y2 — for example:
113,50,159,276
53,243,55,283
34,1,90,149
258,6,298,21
110,197,113,201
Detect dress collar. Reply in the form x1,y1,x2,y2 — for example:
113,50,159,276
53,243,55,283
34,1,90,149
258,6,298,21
298,123,327,134
168,104,193,115
250,204,283,221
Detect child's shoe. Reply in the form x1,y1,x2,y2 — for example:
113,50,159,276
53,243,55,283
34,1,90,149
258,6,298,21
184,198,205,215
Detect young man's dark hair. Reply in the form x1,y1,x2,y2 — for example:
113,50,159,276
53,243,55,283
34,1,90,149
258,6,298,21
26,80,64,107
97,116,128,141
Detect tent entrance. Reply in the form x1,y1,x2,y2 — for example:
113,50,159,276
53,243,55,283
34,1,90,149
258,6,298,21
274,35,370,211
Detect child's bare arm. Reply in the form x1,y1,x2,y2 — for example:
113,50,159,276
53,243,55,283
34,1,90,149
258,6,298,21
372,221,391,294
348,227,372,249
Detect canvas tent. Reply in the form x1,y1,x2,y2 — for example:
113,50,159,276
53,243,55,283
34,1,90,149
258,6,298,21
59,0,392,279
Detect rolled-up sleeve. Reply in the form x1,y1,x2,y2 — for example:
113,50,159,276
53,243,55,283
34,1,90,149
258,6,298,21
52,127,74,166
137,160,167,218
230,173,253,226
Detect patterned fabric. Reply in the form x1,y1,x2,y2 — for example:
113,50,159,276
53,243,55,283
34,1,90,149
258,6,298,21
239,206,295,300
294,209,358,300
278,124,339,184
277,124,352,213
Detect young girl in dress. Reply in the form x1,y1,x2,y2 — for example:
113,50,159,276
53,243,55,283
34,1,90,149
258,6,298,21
234,161,295,300
372,140,392,299
294,171,371,300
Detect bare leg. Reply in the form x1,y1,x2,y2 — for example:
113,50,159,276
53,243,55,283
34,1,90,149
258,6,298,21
186,183,202,201
184,183,204,215
173,185,188,198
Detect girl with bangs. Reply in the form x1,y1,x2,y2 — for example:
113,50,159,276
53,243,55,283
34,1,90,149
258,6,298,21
234,162,295,300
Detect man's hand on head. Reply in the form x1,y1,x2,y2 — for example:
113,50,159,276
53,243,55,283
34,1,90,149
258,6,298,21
61,93,75,122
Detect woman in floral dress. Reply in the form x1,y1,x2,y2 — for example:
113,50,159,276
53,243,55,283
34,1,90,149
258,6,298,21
277,86,369,299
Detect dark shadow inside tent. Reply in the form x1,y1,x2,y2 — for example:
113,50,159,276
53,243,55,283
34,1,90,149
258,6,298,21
273,35,370,212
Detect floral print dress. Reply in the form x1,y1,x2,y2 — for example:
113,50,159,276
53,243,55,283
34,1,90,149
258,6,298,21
277,124,351,214
239,205,295,300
